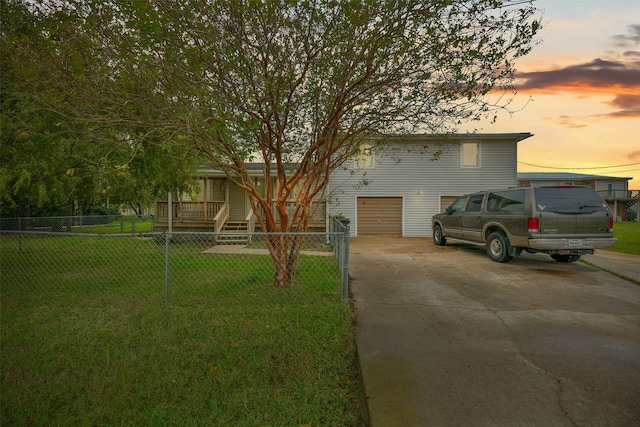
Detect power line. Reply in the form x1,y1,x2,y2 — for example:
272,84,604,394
518,161,640,170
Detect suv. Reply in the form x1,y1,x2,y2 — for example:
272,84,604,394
432,186,617,263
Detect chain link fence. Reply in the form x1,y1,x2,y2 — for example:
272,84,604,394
0,215,155,234
0,217,350,306
0,217,359,425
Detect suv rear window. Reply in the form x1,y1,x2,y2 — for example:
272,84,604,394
487,190,525,212
534,187,608,213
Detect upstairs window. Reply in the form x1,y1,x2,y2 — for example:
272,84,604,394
355,143,374,168
461,141,480,168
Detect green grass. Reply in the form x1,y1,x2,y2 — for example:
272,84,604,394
0,235,363,425
606,221,640,255
73,216,154,234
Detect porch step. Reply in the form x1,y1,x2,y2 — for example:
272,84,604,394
222,220,249,232
218,221,250,245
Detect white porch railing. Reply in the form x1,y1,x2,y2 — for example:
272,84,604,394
213,203,229,232
155,201,226,224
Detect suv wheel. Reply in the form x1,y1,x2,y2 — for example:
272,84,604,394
433,224,446,246
486,231,513,263
551,254,581,263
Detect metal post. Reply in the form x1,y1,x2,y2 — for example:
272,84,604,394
342,220,350,303
165,231,170,305
165,191,173,304
168,191,173,233
18,217,22,251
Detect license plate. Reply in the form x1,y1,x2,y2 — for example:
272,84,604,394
568,239,583,247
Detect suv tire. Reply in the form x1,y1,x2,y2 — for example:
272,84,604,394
486,231,513,263
433,224,446,246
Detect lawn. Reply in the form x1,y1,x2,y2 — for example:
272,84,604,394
0,234,363,425
606,221,640,255
73,216,154,234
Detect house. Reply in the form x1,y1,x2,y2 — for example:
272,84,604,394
517,172,639,222
154,163,326,233
326,133,533,237
155,133,535,236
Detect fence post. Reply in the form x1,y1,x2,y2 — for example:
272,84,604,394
165,191,173,305
341,219,350,303
18,218,22,251
165,231,170,305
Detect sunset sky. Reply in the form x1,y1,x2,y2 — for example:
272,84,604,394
467,0,640,188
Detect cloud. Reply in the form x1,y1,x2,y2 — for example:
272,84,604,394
612,24,640,47
555,115,588,129
608,94,640,110
503,24,640,125
603,94,640,118
514,58,640,94
622,51,640,58
628,150,640,162
514,24,640,95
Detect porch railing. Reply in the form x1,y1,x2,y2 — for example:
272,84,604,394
597,189,640,200
255,200,326,227
155,201,226,223
213,203,229,232
155,199,326,228
246,209,256,233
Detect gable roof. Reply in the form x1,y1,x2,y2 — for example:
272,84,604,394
518,172,632,181
377,133,533,143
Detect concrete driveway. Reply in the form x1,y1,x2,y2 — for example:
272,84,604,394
350,238,640,427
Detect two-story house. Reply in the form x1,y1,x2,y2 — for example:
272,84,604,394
326,133,533,237
155,133,536,235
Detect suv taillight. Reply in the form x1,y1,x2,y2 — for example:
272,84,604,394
610,217,614,232
528,218,539,232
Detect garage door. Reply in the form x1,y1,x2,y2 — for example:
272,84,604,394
357,197,402,236
440,196,459,212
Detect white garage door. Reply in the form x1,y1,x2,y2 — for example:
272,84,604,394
357,197,402,236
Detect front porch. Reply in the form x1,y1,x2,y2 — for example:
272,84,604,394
155,201,230,232
154,200,327,232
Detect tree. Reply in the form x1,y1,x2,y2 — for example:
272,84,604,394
0,0,198,217
5,0,540,285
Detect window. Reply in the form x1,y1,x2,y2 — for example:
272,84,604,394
355,143,374,168
461,141,480,168
487,190,525,212
534,187,607,213
448,196,468,213
466,194,484,212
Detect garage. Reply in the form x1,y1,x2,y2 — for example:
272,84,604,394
440,196,459,212
357,197,402,236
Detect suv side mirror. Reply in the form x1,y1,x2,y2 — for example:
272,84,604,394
445,206,454,215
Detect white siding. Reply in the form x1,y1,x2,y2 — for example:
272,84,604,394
327,137,520,237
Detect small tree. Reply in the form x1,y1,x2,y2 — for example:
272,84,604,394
8,0,540,285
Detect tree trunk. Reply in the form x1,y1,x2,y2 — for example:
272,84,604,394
266,233,304,287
